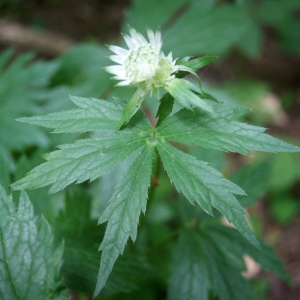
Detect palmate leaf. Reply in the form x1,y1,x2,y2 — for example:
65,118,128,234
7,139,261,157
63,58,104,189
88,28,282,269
169,223,290,300
168,228,256,300
52,190,152,296
157,103,300,155
0,50,57,150
17,96,124,133
10,98,153,193
0,184,68,299
94,145,154,296
10,133,148,194
11,93,300,297
156,140,259,248
168,229,210,300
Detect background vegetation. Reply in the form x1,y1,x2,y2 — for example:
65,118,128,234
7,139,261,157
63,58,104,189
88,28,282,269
0,0,300,299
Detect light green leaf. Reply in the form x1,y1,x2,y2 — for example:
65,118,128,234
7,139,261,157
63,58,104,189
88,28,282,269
157,104,300,155
94,145,154,297
165,78,213,113
117,88,148,129
156,140,259,247
0,184,68,299
11,132,149,194
18,96,125,133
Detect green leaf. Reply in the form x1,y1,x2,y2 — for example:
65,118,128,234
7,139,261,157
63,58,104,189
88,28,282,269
0,184,68,299
117,88,148,129
177,56,218,76
52,190,152,295
125,0,187,34
163,4,248,57
0,50,58,152
165,78,213,113
207,224,291,285
157,103,300,155
168,229,210,300
168,227,256,300
230,159,272,207
156,140,259,248
18,96,125,133
156,93,174,128
11,133,148,194
94,145,154,297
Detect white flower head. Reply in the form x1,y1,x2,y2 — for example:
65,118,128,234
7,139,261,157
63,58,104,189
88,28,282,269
106,28,178,92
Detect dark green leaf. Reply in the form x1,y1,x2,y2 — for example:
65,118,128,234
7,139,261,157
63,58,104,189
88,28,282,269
168,227,256,300
156,93,174,127
230,159,272,207
168,229,210,300
207,224,291,285
176,56,218,78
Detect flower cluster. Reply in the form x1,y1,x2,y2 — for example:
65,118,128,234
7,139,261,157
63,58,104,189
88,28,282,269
106,28,179,92
106,27,213,128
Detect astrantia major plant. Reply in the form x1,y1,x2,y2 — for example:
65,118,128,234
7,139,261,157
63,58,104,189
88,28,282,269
11,28,300,298
106,28,214,128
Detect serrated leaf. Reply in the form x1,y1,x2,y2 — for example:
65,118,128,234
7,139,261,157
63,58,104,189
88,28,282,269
230,159,272,207
0,184,68,299
117,88,148,129
155,93,174,128
156,140,259,247
176,55,218,79
163,4,248,57
94,145,154,297
207,224,291,285
200,231,256,300
157,103,300,155
18,96,125,133
168,229,210,300
11,132,149,193
51,191,152,296
0,50,58,151
168,227,256,300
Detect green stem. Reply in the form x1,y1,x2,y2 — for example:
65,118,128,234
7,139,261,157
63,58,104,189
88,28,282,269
138,148,161,230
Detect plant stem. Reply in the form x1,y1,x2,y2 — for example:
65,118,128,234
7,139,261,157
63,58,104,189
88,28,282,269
139,148,161,230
